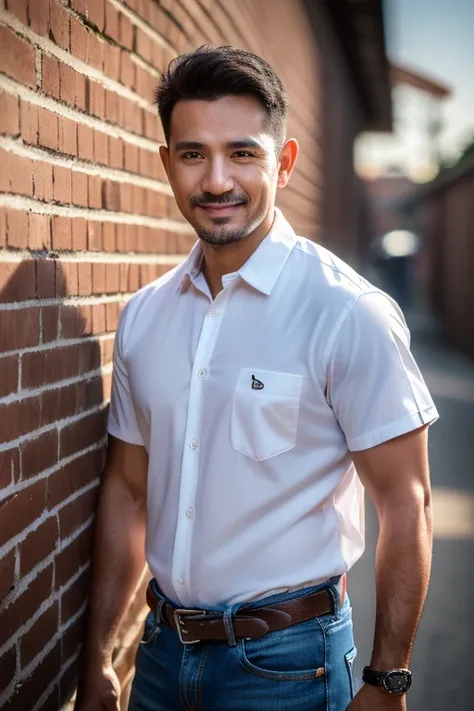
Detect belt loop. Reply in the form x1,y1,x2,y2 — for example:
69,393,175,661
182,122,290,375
156,598,165,624
223,604,239,647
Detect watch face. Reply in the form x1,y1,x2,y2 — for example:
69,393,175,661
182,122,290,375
384,670,412,694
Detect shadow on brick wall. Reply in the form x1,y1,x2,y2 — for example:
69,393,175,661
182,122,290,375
0,259,107,710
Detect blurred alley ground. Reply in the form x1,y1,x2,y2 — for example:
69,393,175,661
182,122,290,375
349,307,474,709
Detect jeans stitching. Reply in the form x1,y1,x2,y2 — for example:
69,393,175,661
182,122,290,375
195,644,209,710
315,615,329,711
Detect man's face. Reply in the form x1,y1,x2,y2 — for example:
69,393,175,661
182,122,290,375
161,95,280,246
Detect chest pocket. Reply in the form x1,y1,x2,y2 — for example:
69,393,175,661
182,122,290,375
231,368,303,461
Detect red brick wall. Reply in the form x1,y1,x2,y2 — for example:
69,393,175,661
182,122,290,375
0,1,327,709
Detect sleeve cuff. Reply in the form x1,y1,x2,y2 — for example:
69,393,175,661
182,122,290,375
107,422,144,446
347,405,439,452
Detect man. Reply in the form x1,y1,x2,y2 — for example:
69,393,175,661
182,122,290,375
76,46,438,711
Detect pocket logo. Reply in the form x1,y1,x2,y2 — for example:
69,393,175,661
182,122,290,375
251,375,264,390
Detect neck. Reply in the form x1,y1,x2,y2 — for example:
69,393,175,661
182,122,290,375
201,210,275,299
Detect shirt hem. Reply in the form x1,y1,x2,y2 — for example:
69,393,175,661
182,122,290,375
107,423,144,446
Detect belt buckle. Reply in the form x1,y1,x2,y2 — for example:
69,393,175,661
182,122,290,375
174,608,202,645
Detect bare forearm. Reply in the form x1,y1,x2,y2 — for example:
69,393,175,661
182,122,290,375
84,469,146,665
371,491,432,669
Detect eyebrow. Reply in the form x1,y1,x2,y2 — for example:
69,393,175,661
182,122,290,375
174,138,265,152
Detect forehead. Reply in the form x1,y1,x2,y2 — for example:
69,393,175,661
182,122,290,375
169,95,268,145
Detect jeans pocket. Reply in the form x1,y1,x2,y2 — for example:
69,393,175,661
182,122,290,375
139,611,161,646
345,647,357,699
237,620,325,681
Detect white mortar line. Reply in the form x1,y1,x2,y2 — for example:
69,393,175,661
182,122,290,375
0,193,193,232
0,9,158,114
0,290,132,308
31,649,81,711
108,0,175,53
0,247,187,265
0,135,173,195
0,73,160,152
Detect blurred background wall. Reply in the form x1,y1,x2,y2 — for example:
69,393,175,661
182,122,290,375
0,1,391,709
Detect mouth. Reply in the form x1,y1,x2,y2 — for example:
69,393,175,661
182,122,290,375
196,202,245,218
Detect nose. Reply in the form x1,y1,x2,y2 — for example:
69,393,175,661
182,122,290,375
201,156,234,196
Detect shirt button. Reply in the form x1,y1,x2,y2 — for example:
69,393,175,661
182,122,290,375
198,368,207,378
190,439,198,449
186,507,194,518
210,309,219,317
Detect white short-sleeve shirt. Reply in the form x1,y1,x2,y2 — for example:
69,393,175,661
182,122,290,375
108,209,438,608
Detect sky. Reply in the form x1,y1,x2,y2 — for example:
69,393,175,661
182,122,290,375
356,0,474,179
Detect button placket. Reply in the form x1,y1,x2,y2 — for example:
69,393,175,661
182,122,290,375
170,291,230,604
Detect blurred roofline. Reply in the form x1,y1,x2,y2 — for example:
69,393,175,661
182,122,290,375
399,153,474,211
391,63,453,99
305,0,393,132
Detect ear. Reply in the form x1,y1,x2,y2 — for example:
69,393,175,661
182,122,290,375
159,144,171,182
277,139,299,189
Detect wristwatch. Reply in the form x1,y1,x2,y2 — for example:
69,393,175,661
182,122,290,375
362,666,412,695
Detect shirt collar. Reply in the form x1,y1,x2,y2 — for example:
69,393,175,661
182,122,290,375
177,208,297,296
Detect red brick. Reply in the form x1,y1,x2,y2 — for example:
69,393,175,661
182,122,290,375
48,449,100,510
38,107,58,150
59,61,76,106
108,137,123,169
71,0,87,14
59,117,78,156
72,217,87,249
19,517,58,580
88,0,105,32
6,0,28,24
56,525,94,587
0,548,16,602
20,600,59,668
119,14,134,49
29,213,51,250
6,208,28,248
78,338,105,376
90,81,105,118
88,34,105,71
133,185,146,215
88,221,102,251
49,0,70,50
88,174,102,209
0,92,19,135
36,259,56,299
70,16,89,63
116,224,126,252
10,156,33,197
12,641,61,707
58,486,99,540
61,568,90,623
104,43,120,81
144,109,159,141
42,55,60,99
77,123,94,161
40,382,77,426
53,165,72,204
136,27,152,64
104,2,120,41
92,262,106,293
0,207,6,247
41,305,60,342
19,100,37,146
104,181,121,211
91,303,106,333
102,222,116,252
61,261,79,295
72,170,88,207
29,0,50,36
0,646,16,695
78,304,93,336
0,482,47,562
33,160,54,201
0,563,53,649
0,148,11,193
22,345,79,389
105,88,119,123
0,309,39,358
0,355,18,398
124,142,139,173
0,27,36,87
129,263,140,290
105,301,119,331
52,216,72,250
77,262,92,295
120,50,136,88
75,70,87,109
60,303,79,339
0,261,36,303
20,430,58,482
93,129,108,166
1,446,20,491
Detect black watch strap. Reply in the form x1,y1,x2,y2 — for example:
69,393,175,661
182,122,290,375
362,666,412,695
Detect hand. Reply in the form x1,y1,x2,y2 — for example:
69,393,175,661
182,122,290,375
74,664,121,711
347,683,408,711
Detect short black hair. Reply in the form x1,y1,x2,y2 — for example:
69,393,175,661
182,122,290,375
154,45,288,150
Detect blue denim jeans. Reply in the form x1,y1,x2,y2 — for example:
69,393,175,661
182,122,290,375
128,578,356,711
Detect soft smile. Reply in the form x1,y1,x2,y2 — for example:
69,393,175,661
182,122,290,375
197,203,245,217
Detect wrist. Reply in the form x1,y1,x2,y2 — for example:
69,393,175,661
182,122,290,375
363,666,412,695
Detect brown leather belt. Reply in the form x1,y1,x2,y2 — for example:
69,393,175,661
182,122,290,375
146,577,345,645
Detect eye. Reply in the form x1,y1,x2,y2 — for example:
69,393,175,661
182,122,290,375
182,152,203,160
233,151,254,158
